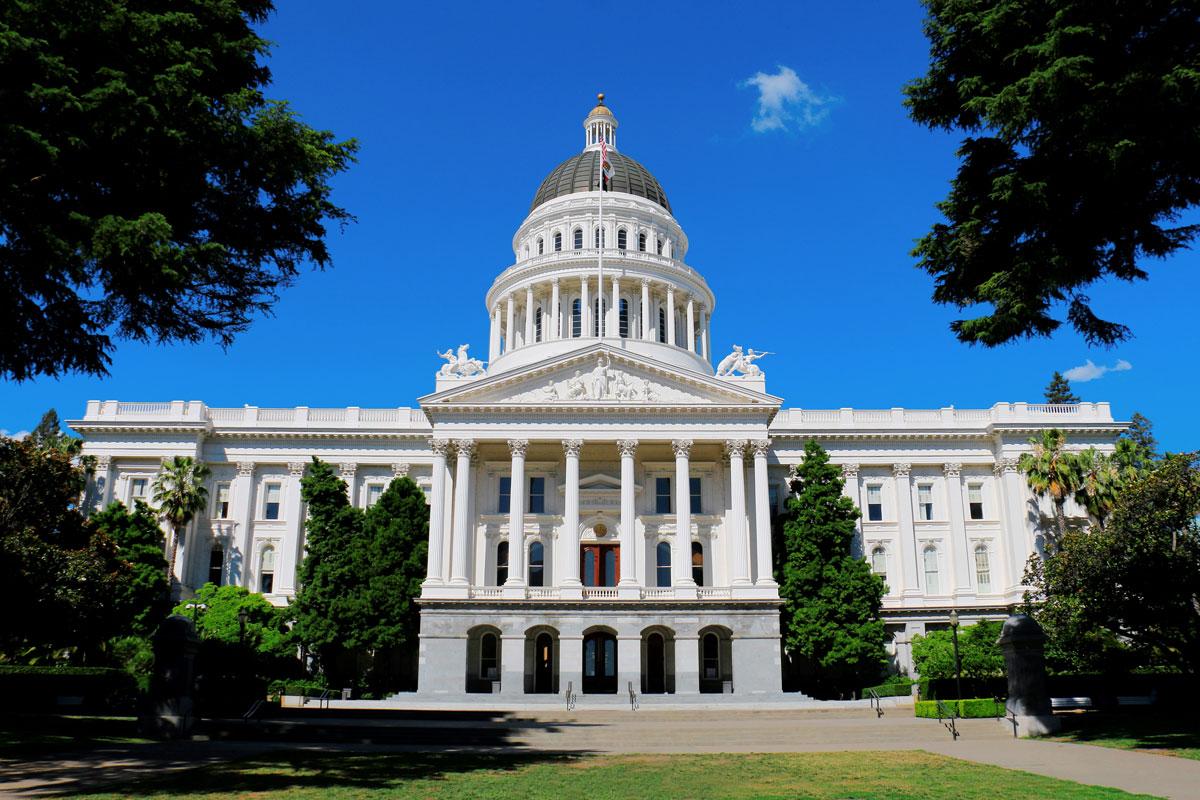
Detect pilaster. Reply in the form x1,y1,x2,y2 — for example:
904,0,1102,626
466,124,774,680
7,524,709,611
672,439,696,596
893,462,919,597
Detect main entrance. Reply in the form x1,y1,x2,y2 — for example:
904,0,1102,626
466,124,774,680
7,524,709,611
581,544,619,587
582,631,617,693
533,632,554,693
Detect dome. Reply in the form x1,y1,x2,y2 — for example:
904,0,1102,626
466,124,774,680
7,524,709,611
529,149,672,213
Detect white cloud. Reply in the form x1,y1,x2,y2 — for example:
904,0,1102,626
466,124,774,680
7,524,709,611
1063,359,1132,383
741,65,837,133
0,429,30,440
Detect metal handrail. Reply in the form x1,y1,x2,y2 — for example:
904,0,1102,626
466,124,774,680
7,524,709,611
868,688,884,718
936,699,960,741
996,696,1019,738
628,681,639,711
564,681,576,712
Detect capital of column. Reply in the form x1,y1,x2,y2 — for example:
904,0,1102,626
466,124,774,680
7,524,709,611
236,461,255,477
430,438,452,457
994,457,1020,475
508,438,529,458
95,455,112,471
841,463,860,480
338,462,357,478
453,439,476,459
288,461,307,477
750,439,772,458
550,277,559,288
640,276,651,288
392,462,410,477
616,439,639,458
562,439,583,458
942,462,962,478
724,439,748,459
892,462,911,478
671,439,693,458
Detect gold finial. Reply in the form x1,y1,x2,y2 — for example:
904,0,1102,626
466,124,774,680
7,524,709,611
597,92,605,105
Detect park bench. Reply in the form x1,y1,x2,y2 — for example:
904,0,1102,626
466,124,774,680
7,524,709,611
1115,691,1156,707
1050,696,1093,710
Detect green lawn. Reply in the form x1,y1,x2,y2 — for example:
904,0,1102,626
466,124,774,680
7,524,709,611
0,714,151,757
1054,712,1200,761
79,750,1158,799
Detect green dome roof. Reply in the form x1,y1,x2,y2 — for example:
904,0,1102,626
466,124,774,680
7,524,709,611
530,150,671,214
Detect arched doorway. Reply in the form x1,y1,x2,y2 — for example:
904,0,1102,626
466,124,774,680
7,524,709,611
582,630,617,693
534,632,554,693
699,626,734,694
646,633,666,693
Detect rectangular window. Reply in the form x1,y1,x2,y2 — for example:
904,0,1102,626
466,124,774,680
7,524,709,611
769,484,780,517
528,476,545,514
655,477,672,514
215,483,231,518
918,484,934,521
130,477,148,499
208,548,224,586
866,485,883,521
975,546,992,593
498,476,511,514
968,483,984,520
923,548,940,594
366,484,384,508
689,477,702,514
263,483,281,520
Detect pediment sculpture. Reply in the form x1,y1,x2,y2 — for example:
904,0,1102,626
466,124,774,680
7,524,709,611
716,344,771,378
437,344,486,378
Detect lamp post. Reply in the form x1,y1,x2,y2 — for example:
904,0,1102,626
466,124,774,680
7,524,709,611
949,609,963,703
185,602,207,626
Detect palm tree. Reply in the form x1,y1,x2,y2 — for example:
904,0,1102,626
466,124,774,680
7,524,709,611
152,456,211,591
1074,448,1121,528
1018,429,1081,547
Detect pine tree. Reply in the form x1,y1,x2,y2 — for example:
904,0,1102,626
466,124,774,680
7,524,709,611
1043,371,1080,404
1122,412,1158,459
779,440,887,697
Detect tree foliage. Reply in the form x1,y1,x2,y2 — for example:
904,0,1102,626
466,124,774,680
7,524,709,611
911,620,1005,680
151,456,210,583
1018,429,1081,545
779,440,887,696
905,1,1200,346
0,0,358,380
1043,372,1080,404
87,501,171,638
1122,412,1159,459
171,583,293,660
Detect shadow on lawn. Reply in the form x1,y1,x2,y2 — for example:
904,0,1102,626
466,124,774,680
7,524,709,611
1057,711,1200,754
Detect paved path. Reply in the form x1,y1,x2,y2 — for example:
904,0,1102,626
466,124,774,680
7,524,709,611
3,707,1197,798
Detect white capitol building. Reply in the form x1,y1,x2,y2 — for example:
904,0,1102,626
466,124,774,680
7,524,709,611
72,97,1122,699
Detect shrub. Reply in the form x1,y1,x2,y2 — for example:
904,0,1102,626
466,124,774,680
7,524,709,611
268,678,329,700
914,698,1005,718
863,675,929,698
0,665,137,712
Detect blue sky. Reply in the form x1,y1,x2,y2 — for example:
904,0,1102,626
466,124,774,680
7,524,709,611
2,1,1196,451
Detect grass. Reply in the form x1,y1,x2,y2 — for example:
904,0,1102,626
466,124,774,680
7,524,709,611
76,750,1159,799
1053,711,1200,761
0,714,151,757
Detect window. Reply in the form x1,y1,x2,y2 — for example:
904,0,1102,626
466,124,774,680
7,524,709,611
655,477,672,514
638,232,647,252
871,546,887,584
535,307,543,342
658,307,667,342
263,482,282,520
656,541,672,587
573,228,583,249
691,541,704,586
702,633,719,679
214,482,230,518
769,484,781,517
208,547,224,586
968,483,984,520
592,297,606,337
495,541,509,585
498,476,511,514
571,299,581,337
656,238,663,255
917,484,934,521
619,299,629,338
366,483,384,508
689,476,702,514
480,632,498,680
259,546,275,594
536,237,544,255
617,228,627,250
528,476,545,514
130,477,148,499
554,232,562,251
866,485,883,521
923,546,940,594
528,541,545,586
593,228,606,248
975,545,992,593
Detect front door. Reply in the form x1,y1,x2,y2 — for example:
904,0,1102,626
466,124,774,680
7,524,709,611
582,632,617,693
581,544,620,587
645,633,666,694
534,632,554,693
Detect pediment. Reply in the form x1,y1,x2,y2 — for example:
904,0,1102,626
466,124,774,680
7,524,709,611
419,344,781,410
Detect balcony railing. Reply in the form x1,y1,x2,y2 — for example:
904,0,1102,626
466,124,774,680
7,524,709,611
78,401,430,431
771,402,1114,431
462,586,741,600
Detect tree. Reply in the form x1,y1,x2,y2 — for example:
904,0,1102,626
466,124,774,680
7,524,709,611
0,1,358,381
1043,372,1080,404
87,501,171,637
1073,448,1121,528
151,456,210,586
1122,412,1159,460
29,409,82,456
1018,429,1081,546
778,440,888,696
911,620,1005,680
905,1,1200,347
171,583,293,661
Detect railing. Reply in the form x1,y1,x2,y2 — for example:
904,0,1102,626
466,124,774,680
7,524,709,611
116,401,173,415
696,587,731,599
258,408,296,423
564,681,576,712
526,587,560,599
628,681,639,712
997,696,1019,737
868,688,884,718
582,587,619,599
854,410,893,423
771,402,1112,432
359,408,399,423
935,699,960,741
469,587,504,599
640,588,674,599
308,408,347,422
208,407,245,422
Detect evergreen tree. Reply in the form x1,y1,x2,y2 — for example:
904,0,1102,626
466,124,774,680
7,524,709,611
87,500,171,637
29,409,82,456
1122,412,1159,459
779,440,887,697
1043,371,1080,404
151,456,211,586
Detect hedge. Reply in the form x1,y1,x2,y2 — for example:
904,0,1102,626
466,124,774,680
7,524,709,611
915,698,1006,719
0,665,137,712
862,677,928,698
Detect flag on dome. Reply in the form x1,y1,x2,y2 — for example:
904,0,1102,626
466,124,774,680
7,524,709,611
600,134,613,188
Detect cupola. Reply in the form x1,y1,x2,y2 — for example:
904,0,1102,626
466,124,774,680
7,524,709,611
583,93,618,152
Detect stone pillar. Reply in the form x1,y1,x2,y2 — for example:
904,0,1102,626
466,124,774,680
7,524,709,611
550,279,560,340
561,440,583,595
580,277,590,338
841,463,861,558
998,614,1061,736
234,461,255,589
95,455,114,509
698,305,709,360
560,633,583,700
675,634,700,694
449,439,475,586
500,634,525,697
751,440,777,587
685,295,696,352
997,457,1028,592
280,461,306,595
617,634,640,698
424,440,450,586
944,463,971,593
641,278,651,340
524,285,534,345
617,439,638,589
725,440,751,586
893,463,919,597
672,439,695,591
489,304,500,361
505,439,528,592
339,463,357,504
504,294,515,353
610,277,620,338
666,286,676,346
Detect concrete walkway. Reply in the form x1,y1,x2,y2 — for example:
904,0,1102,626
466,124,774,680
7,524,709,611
2,707,1196,799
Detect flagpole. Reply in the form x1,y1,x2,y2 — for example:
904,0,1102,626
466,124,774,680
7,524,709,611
597,137,604,339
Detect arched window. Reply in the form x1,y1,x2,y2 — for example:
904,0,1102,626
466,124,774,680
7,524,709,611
617,228,627,250
656,542,671,587
702,633,720,680
480,632,499,680
534,307,543,342
619,298,629,338
870,546,887,584
658,308,667,343
537,237,544,255
496,541,509,585
529,541,544,586
656,238,663,255
573,228,583,250
208,546,224,586
638,232,647,252
592,297,607,337
259,546,275,594
571,299,582,338
974,544,991,593
923,545,940,594
691,541,704,586
554,232,562,252
593,228,606,248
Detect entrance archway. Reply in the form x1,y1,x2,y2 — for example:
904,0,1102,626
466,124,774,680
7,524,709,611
582,630,618,693
534,632,554,693
640,626,676,694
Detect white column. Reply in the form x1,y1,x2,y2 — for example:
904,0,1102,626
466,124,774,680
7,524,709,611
561,440,583,589
944,463,971,594
339,463,357,503
672,439,695,588
489,305,500,362
94,455,114,509
280,461,306,595
424,440,450,586
726,440,751,586
580,277,590,338
505,439,528,588
617,439,638,586
610,277,620,338
234,461,255,588
997,457,1029,593
640,278,651,340
550,279,560,340
504,295,515,353
524,285,534,345
699,305,709,360
751,440,776,587
686,295,696,352
841,463,862,558
893,463,919,596
666,286,676,346
449,439,475,585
